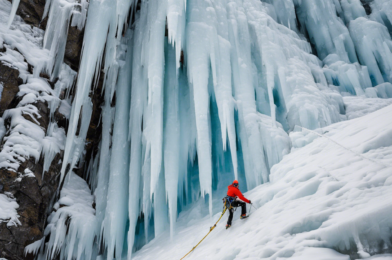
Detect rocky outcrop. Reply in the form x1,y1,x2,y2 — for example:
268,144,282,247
0,2,85,258
14,0,47,29
64,25,84,71
0,61,22,116
6,0,84,72
0,98,64,260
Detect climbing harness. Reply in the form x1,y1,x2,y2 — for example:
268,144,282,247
223,196,236,210
180,204,228,260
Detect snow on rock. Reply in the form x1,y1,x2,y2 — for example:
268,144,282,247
26,172,96,260
0,2,76,255
0,0,74,174
0,192,20,227
14,168,35,182
132,104,392,260
0,0,49,76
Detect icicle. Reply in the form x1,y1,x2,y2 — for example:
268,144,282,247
103,34,132,260
6,0,20,29
146,0,167,198
186,0,216,214
163,42,180,237
127,8,148,257
60,0,116,183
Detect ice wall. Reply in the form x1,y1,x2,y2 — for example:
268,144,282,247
12,0,391,258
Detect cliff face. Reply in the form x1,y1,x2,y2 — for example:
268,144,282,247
0,0,92,258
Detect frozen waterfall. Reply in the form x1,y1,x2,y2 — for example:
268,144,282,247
6,0,391,258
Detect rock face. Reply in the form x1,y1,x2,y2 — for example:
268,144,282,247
0,98,64,260
64,25,84,71
0,61,22,116
0,2,85,259
14,0,47,29
6,0,85,71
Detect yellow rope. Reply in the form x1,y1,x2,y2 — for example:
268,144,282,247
180,206,227,260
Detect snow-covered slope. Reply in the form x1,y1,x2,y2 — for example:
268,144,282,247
133,104,392,260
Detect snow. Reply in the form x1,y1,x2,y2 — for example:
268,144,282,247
14,168,35,182
343,96,392,120
132,104,392,260
0,0,74,173
0,192,20,227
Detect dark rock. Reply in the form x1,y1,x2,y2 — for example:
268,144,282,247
360,0,373,15
54,106,68,133
1,0,84,259
7,0,48,29
0,61,21,117
75,70,104,178
64,26,84,71
0,98,64,259
0,152,63,259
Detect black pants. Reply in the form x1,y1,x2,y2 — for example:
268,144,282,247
227,201,246,225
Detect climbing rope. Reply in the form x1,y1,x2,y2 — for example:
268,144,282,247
180,206,228,260
248,203,257,216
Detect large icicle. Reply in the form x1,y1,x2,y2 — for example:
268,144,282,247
146,0,167,197
186,0,214,214
163,42,180,237
127,5,148,257
103,34,132,260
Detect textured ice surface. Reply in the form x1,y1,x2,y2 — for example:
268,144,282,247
132,105,392,260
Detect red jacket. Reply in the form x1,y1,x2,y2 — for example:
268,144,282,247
227,184,250,203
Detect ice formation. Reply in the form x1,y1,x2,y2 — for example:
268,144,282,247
1,0,392,258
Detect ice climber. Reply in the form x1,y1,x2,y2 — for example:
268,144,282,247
226,180,251,229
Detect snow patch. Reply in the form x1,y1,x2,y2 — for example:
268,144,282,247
0,192,20,227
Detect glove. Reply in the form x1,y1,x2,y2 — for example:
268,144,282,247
249,200,252,204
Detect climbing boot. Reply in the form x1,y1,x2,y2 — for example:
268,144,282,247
226,224,231,229
240,214,248,219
